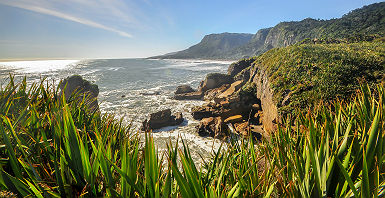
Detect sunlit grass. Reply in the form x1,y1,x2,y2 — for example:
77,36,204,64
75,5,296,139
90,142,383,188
0,76,384,197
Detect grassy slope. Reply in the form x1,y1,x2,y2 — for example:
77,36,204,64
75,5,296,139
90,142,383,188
249,38,385,114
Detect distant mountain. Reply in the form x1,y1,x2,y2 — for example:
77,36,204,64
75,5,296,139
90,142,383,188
151,33,253,59
152,2,385,60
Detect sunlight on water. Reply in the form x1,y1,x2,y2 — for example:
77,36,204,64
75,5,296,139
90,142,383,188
0,59,80,73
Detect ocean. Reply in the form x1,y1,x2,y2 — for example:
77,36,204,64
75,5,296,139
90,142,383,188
0,58,234,161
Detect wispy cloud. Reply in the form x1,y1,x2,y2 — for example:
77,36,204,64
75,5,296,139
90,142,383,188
0,0,134,38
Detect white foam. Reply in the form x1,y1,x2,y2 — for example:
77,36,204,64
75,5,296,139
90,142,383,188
149,127,224,154
154,59,233,71
0,60,80,73
80,69,100,76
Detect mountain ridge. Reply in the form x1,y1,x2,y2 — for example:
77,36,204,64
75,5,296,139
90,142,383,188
151,2,385,60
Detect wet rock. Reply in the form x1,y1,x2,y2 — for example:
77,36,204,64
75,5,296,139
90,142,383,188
59,75,99,111
193,93,257,121
140,91,160,96
174,112,184,124
175,85,195,94
196,117,224,138
174,91,203,100
199,73,233,93
141,109,184,131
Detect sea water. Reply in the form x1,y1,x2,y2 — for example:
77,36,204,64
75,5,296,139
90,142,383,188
0,58,234,162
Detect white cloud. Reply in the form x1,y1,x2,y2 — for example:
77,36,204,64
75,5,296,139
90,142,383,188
0,0,134,38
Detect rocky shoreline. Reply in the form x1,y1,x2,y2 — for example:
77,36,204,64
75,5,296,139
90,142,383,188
186,58,274,140
60,59,279,141
141,57,280,141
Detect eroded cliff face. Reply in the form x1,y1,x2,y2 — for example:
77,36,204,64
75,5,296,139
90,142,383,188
189,58,280,139
248,65,279,134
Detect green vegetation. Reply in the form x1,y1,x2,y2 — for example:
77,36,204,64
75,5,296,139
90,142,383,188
250,38,385,114
1,73,385,197
263,84,385,197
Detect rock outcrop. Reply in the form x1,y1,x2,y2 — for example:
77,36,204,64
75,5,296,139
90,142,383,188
203,84,230,101
199,73,233,93
175,85,195,94
227,58,255,78
59,75,99,111
141,109,184,131
174,91,203,100
196,117,225,138
173,85,203,100
189,57,280,139
192,88,263,138
249,66,279,133
214,81,243,103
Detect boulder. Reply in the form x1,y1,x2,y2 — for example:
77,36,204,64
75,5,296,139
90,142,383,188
141,109,184,131
199,73,233,93
174,91,203,100
192,93,257,121
196,117,224,138
174,112,184,124
59,75,99,111
227,58,255,78
175,85,195,94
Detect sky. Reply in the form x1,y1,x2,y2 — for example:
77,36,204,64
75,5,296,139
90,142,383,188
0,0,383,60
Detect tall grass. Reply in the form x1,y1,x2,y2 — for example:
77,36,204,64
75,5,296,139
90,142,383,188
0,76,384,197
262,84,385,197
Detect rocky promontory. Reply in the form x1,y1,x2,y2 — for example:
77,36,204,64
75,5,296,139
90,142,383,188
172,57,276,139
189,66,272,139
182,35,385,139
59,75,99,111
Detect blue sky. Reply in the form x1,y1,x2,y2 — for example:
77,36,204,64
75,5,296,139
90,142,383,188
0,0,383,60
